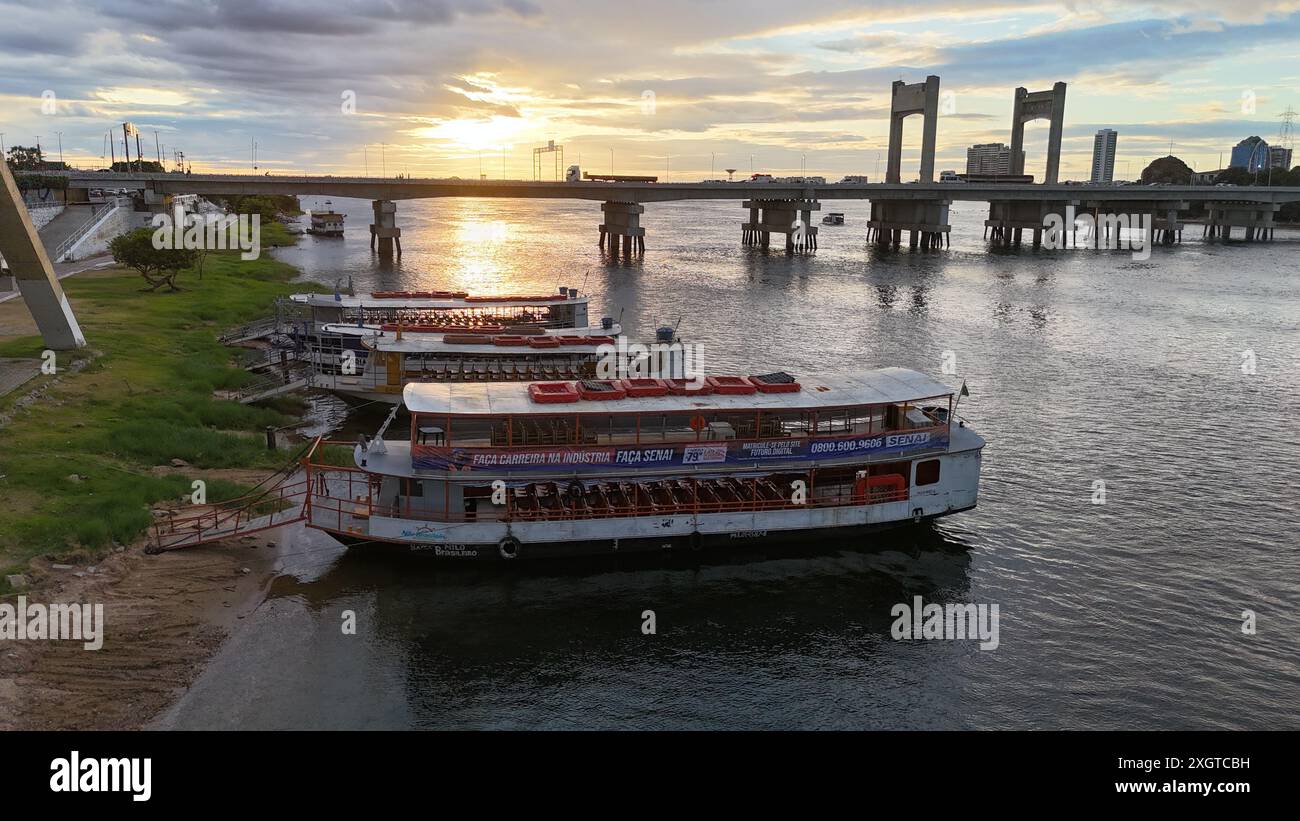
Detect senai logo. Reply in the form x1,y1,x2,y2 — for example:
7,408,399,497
50,751,151,801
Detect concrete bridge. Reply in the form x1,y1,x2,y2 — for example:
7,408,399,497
25,75,1300,255
43,169,1300,255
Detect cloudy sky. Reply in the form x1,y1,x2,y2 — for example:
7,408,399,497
1,0,1297,180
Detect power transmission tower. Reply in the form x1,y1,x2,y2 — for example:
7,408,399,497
1271,106,1295,184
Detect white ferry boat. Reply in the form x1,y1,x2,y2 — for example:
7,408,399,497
307,202,346,236
288,287,591,330
302,368,984,559
308,320,627,404
286,286,600,366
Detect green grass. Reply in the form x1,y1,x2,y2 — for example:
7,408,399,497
0,221,326,586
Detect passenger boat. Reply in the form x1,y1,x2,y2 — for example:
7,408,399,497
821,212,845,226
289,286,590,329
306,202,346,236
286,286,601,366
301,367,985,559
308,320,630,404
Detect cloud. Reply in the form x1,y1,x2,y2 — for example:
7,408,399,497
2,0,1298,177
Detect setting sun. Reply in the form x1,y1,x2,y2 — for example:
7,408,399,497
413,115,534,151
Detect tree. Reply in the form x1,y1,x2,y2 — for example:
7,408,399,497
193,245,210,280
210,194,302,220
1140,155,1192,185
6,145,46,170
108,228,197,292
109,160,164,172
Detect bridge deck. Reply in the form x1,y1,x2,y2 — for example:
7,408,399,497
45,172,1300,205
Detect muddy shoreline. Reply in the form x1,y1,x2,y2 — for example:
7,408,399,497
0,532,286,730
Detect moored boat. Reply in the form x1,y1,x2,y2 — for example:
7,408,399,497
301,367,985,559
286,286,603,368
307,320,629,404
306,202,346,236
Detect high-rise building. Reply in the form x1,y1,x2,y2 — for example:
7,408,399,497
1229,136,1270,172
1090,129,1118,183
965,143,1023,176
1268,145,1293,171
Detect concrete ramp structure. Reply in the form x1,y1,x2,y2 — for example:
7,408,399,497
0,161,86,350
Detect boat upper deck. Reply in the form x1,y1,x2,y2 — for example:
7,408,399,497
291,292,589,310
403,367,955,416
322,323,623,352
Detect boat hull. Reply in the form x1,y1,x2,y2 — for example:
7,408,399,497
311,502,976,560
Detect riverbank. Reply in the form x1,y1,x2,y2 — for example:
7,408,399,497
0,221,322,728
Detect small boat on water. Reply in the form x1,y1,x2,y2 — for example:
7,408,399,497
307,202,346,236
285,286,600,366
308,319,632,404
301,367,985,559
822,212,845,226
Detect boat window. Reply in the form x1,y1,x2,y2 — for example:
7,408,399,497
511,414,587,446
644,412,705,443
581,413,639,446
413,415,450,445
701,411,759,440
815,407,880,435
914,459,941,486
446,417,498,448
760,410,813,438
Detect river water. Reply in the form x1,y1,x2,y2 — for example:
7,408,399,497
155,195,1300,729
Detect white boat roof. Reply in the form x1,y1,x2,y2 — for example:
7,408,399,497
403,367,955,415
323,323,622,352
290,292,588,309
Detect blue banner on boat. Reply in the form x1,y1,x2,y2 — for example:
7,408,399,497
411,429,948,472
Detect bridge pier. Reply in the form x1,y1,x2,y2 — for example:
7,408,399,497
1203,201,1279,242
1153,206,1185,245
369,200,402,256
741,198,819,252
985,200,1073,248
865,199,950,249
599,201,645,258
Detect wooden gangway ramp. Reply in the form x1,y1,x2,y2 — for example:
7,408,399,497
146,461,309,553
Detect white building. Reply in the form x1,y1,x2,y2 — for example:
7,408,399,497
1091,129,1118,183
966,143,1021,176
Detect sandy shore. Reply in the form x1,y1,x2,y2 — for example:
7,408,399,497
0,532,286,730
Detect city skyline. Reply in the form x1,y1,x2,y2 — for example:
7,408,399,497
1,1,1298,180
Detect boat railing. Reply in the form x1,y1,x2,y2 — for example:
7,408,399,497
147,468,312,551
302,441,910,528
